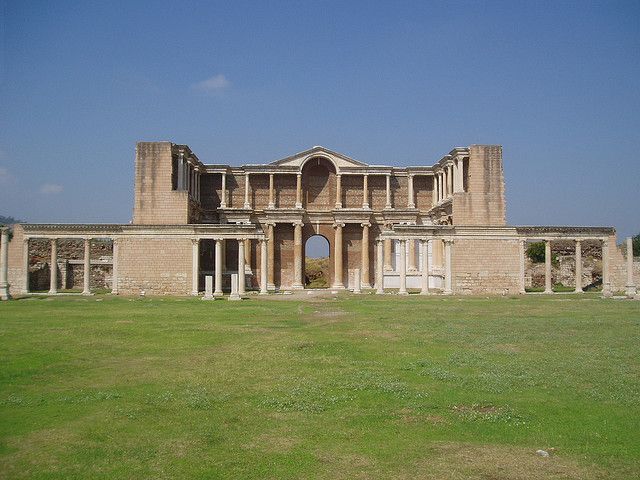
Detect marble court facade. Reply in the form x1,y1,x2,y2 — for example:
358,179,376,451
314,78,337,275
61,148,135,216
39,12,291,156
0,142,637,299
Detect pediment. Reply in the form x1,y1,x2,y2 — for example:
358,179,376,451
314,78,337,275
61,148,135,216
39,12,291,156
269,146,368,169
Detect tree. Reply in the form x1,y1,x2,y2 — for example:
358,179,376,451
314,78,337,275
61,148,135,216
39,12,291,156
526,242,546,263
633,233,640,257
0,215,20,225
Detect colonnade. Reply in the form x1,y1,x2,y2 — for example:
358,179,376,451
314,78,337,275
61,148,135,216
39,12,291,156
433,158,464,204
177,152,201,201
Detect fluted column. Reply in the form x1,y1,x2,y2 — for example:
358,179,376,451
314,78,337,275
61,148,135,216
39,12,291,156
243,173,250,209
398,240,408,295
361,223,370,288
444,239,453,295
335,174,342,209
0,228,10,300
626,237,637,298
362,174,369,209
421,239,429,295
518,239,526,294
48,238,58,294
295,173,302,208
575,240,583,293
191,239,199,296
385,174,392,208
267,224,275,291
237,239,245,294
333,223,345,288
220,172,227,208
544,240,552,294
268,173,275,208
23,238,29,293
260,239,268,295
214,239,223,296
602,239,611,297
292,222,303,289
82,238,91,295
244,240,251,274
432,174,437,206
376,239,384,294
407,174,415,208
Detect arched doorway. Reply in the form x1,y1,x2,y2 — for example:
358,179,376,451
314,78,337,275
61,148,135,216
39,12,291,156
304,235,330,288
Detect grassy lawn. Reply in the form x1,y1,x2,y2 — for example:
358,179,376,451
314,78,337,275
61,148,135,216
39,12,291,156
0,294,639,479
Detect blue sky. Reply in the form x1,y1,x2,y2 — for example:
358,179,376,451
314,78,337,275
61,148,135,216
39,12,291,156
1,0,639,239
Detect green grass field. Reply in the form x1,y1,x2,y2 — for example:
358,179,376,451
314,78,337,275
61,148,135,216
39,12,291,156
1,294,639,479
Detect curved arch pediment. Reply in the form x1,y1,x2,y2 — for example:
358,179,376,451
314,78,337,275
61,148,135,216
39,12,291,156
269,146,368,171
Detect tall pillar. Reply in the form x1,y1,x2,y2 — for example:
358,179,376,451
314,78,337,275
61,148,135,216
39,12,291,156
544,239,552,294
237,239,245,294
268,173,275,208
398,240,408,295
295,173,302,208
443,169,448,198
518,239,526,294
421,239,429,295
244,239,251,273
111,238,119,295
267,224,275,291
48,238,58,294
191,239,199,296
335,174,342,209
244,173,251,209
260,239,268,294
333,223,345,288
384,238,393,271
292,222,303,289
376,239,384,294
626,237,637,298
220,172,227,208
432,174,437,206
575,240,583,293
214,239,223,296
407,174,415,208
221,239,226,273
408,239,416,271
444,239,453,295
438,173,443,202
448,165,454,197
82,238,91,295
23,238,29,294
361,223,371,288
385,174,392,208
362,174,369,209
602,239,611,297
0,228,10,300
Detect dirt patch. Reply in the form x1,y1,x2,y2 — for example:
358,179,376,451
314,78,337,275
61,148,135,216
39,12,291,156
243,431,300,453
395,408,447,425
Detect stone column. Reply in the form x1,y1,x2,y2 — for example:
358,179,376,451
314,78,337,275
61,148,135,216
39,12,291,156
385,174,392,208
408,239,416,271
237,239,245,295
575,240,583,293
398,240,408,295
268,173,275,208
443,169,448,198
361,223,370,288
267,224,275,291
602,239,612,297
214,239,223,296
82,238,91,295
448,165,454,197
295,173,302,208
335,174,342,209
362,174,369,209
244,173,250,209
244,239,251,273
0,228,10,300
376,239,384,294
220,172,227,208
191,239,199,296
544,239,552,294
48,239,58,294
384,238,393,271
333,223,345,288
407,174,415,208
23,238,29,294
518,239,526,294
112,238,119,295
260,239,268,294
292,222,303,289
444,239,453,295
627,237,637,298
221,239,226,273
432,174,437,206
438,173,443,202
421,239,430,295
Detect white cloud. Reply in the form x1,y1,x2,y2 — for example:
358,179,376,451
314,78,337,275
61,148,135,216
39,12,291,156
40,183,64,194
191,74,230,94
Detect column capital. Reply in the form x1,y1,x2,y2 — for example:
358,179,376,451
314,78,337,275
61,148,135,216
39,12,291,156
443,238,454,245
191,238,199,246
360,222,371,228
333,222,345,229
292,221,304,227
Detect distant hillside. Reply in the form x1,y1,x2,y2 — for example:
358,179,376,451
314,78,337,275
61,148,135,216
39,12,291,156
305,256,329,288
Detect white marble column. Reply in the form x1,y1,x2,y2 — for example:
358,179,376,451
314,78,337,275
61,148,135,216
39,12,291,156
385,174,392,208
23,238,29,293
575,240,583,293
444,239,453,295
602,239,612,297
448,165,454,197
408,240,416,271
268,173,275,208
237,239,245,294
518,239,526,294
191,239,199,296
333,223,345,288
244,240,252,274
420,239,429,295
260,239,268,294
335,174,342,209
267,223,275,291
407,174,415,208
49,238,58,294
544,240,552,294
361,223,370,288
111,239,119,295
295,173,302,208
214,239,223,296
376,239,384,294
220,172,227,208
438,173,443,202
362,174,369,209
432,174,437,206
398,239,408,295
627,237,637,298
292,222,303,289
82,238,91,295
0,228,10,300
244,173,251,209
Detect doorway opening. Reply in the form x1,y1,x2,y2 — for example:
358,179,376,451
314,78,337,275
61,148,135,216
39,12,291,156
304,235,330,288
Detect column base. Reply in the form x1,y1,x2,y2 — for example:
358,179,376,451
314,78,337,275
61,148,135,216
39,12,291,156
0,284,10,301
574,288,584,294
48,289,57,295
259,290,268,295
295,203,302,209
543,288,553,294
82,291,93,296
602,287,613,298
443,289,452,295
626,285,637,298
291,283,304,290
398,290,409,296
331,283,345,289
267,283,276,291
361,283,372,289
228,293,241,301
